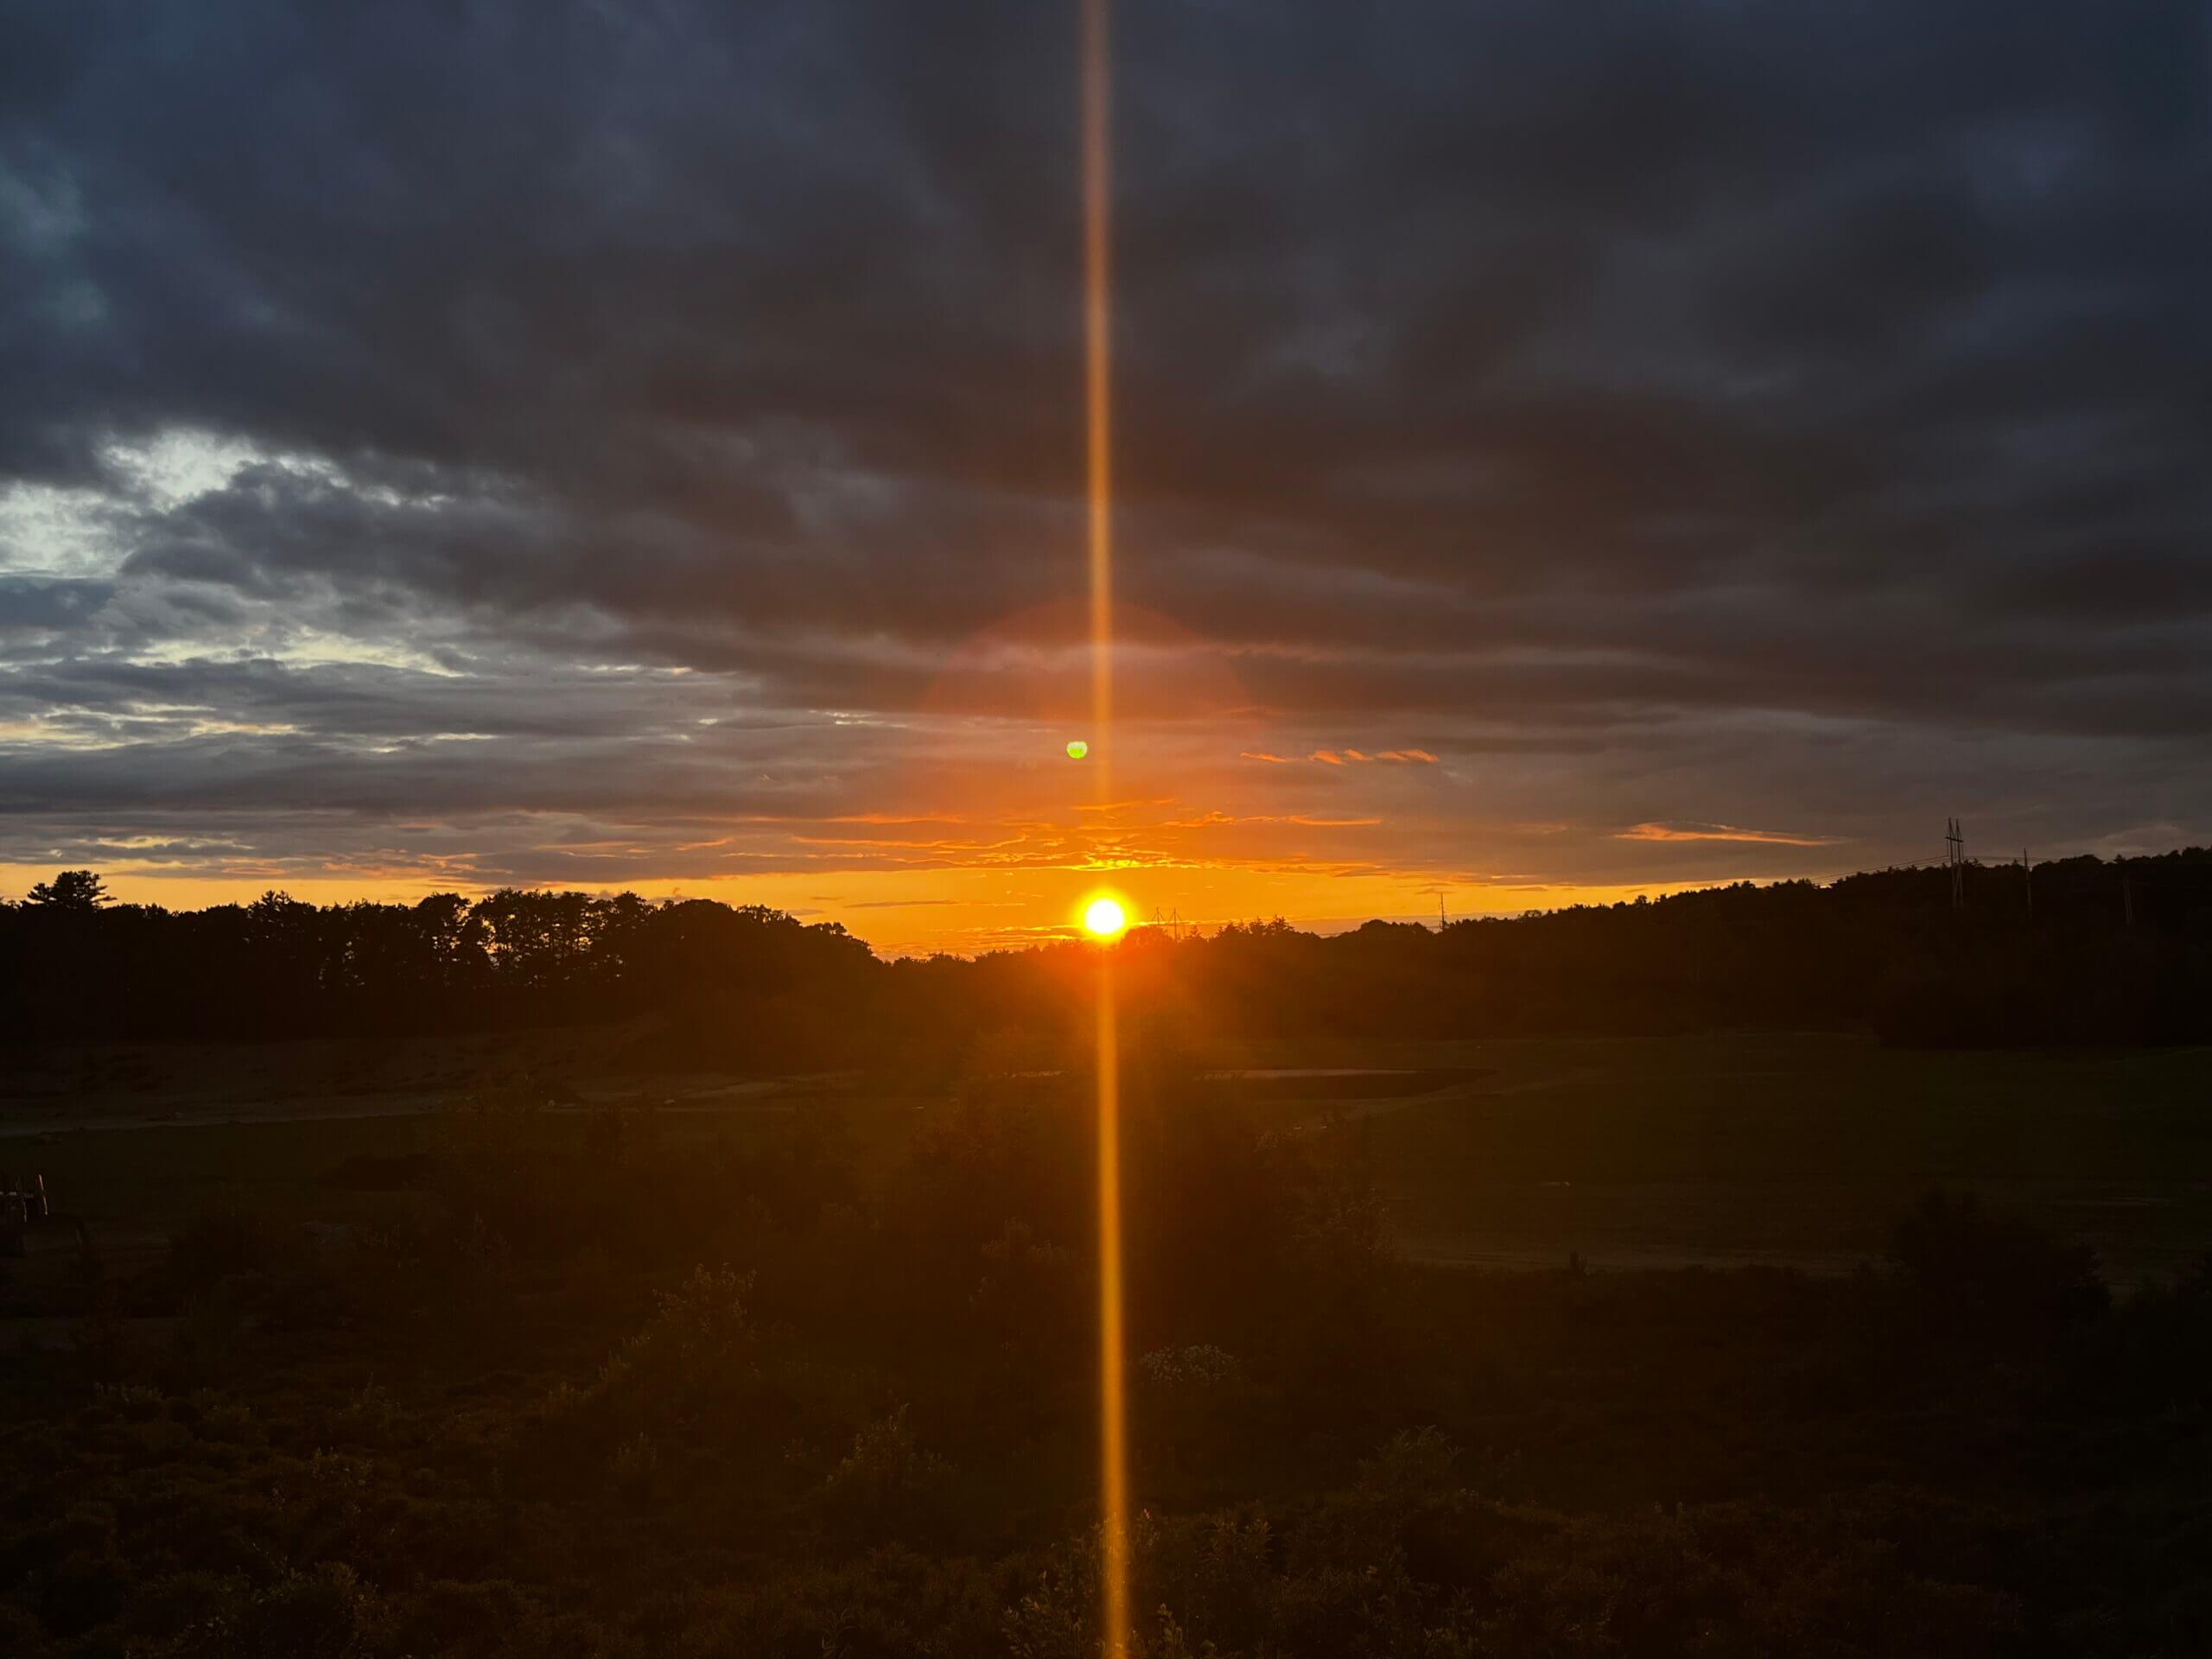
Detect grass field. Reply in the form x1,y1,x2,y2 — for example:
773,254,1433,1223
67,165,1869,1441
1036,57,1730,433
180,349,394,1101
9,1030,2209,1290
1344,1033,2212,1285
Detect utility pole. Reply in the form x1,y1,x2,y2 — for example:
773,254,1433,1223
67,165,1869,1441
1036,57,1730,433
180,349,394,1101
1945,818,1966,913
2021,849,2032,916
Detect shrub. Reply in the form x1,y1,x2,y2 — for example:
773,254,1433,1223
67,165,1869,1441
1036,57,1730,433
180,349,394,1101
1889,1191,2109,1336
817,1406,954,1546
596,1264,758,1432
1358,1426,1460,1502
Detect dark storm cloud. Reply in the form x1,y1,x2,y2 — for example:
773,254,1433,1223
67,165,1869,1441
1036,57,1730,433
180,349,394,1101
0,575,113,633
2,0,2209,884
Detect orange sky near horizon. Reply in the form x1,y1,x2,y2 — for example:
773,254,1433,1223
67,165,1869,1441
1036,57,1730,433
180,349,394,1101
0,856,1763,956
0,600,1872,954
0,700,1802,960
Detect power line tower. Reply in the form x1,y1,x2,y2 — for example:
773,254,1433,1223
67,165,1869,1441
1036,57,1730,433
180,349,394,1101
1945,818,1966,912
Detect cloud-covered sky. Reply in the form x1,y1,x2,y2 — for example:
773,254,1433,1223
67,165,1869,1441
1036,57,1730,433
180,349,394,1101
3,1,2207,950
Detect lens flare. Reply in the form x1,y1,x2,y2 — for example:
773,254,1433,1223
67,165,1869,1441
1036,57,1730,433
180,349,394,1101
1081,4,1129,1656
1067,739,1090,760
1091,948,1125,1658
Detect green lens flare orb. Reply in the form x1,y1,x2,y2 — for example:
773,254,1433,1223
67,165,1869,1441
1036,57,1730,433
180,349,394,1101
1066,740,1090,760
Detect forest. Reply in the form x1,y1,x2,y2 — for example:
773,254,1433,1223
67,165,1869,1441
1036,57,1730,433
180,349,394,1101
4,848,2210,1057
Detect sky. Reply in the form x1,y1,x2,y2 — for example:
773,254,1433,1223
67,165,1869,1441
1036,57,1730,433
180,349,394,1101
2,2,2209,954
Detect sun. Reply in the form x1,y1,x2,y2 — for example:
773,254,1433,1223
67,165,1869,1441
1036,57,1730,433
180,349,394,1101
1082,895,1128,938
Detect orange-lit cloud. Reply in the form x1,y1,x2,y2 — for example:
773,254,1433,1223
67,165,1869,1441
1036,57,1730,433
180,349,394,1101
1617,823,1842,848
1245,748,1439,766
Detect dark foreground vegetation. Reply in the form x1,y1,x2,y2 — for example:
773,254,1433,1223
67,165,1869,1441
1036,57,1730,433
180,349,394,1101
3,1059,2210,1656
6,846,2212,1058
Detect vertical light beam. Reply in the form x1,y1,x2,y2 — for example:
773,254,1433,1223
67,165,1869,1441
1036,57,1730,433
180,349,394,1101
1093,949,1126,1658
1083,0,1115,792
1080,3,1128,1657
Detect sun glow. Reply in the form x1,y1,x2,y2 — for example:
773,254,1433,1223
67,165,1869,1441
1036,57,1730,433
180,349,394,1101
1083,894,1128,938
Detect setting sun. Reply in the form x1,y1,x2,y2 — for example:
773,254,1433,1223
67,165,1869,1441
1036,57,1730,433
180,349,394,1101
1083,895,1128,938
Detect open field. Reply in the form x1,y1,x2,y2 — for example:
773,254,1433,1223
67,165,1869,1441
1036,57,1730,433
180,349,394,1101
8,1031,2209,1290
1215,1033,2212,1286
1344,1033,2212,1287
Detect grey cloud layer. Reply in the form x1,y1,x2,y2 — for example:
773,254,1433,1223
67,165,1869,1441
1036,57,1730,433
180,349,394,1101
2,0,2209,887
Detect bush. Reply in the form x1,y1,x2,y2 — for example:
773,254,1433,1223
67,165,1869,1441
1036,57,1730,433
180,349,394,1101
596,1264,758,1432
189,1562,383,1659
818,1406,955,1546
1889,1191,2109,1336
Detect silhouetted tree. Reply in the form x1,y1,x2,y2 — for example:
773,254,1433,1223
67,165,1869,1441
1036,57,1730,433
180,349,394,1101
24,870,107,910
3,847,2209,1048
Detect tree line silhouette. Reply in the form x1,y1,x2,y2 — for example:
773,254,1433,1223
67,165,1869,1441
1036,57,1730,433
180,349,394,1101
3,847,2209,1053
